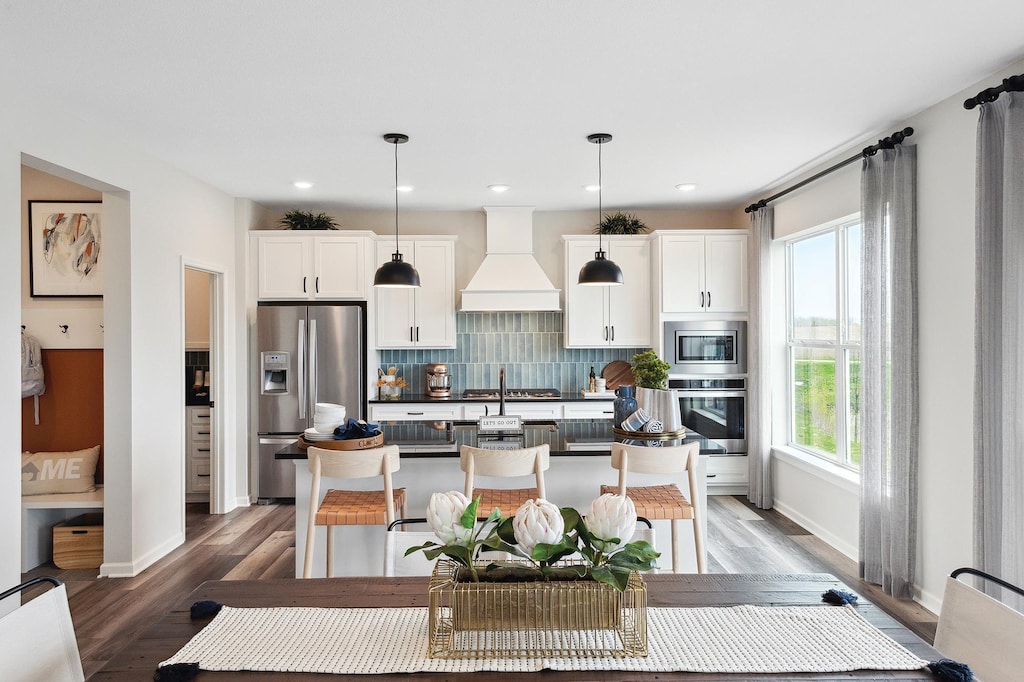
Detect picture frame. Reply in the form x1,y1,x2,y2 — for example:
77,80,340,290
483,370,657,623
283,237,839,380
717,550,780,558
28,200,103,298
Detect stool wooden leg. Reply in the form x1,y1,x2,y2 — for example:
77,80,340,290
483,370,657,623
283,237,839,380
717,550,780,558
326,526,334,578
671,519,680,573
303,522,317,580
692,513,707,574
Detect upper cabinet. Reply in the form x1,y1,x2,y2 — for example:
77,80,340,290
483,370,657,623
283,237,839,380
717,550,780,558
374,236,456,349
563,235,652,348
659,232,747,313
255,233,369,300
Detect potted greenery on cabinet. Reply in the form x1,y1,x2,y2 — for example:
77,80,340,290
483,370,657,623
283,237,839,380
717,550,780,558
278,210,339,230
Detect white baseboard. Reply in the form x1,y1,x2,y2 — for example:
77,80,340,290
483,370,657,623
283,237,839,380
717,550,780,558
99,531,185,578
772,499,858,562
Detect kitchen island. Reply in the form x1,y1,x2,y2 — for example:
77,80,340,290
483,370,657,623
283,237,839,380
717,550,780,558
278,420,717,577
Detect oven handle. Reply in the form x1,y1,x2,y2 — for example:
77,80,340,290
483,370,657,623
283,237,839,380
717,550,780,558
674,390,747,399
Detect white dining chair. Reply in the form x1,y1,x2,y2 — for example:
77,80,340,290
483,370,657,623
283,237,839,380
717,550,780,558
933,567,1024,681
0,577,85,682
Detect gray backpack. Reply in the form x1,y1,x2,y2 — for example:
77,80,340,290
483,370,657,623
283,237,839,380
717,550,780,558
21,330,45,424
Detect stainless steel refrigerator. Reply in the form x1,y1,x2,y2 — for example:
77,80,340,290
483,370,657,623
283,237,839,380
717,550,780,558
256,302,366,501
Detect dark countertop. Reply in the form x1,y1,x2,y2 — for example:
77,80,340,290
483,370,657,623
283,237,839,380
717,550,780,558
370,393,614,404
277,419,727,460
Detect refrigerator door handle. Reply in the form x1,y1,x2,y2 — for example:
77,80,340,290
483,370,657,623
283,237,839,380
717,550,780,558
297,320,306,420
309,318,318,407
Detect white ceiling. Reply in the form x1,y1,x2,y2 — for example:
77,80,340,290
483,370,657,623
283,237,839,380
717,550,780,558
3,1,1023,212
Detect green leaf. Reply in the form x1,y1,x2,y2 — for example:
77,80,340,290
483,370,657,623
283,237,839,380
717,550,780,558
484,506,503,525
460,497,480,529
619,540,661,562
496,517,518,545
560,507,582,532
404,541,438,556
590,565,631,592
531,540,577,563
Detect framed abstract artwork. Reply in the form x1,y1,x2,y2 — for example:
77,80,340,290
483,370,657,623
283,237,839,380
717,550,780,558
28,200,103,297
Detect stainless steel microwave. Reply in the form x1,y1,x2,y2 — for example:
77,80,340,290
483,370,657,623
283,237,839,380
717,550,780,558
663,320,747,375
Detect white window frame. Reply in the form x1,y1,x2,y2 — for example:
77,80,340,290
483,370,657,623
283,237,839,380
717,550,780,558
785,213,861,470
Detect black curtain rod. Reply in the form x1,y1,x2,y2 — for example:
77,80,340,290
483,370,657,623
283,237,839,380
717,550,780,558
744,127,915,214
964,73,1024,110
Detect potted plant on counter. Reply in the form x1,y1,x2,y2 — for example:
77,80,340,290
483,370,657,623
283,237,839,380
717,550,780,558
631,350,681,434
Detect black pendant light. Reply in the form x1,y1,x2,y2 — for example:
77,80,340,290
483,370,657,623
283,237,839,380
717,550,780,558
578,133,624,286
373,133,421,288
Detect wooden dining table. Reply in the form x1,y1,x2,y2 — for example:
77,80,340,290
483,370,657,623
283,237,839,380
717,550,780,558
93,573,941,680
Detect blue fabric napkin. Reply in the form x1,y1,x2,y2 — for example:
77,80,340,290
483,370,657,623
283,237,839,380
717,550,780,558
334,418,382,440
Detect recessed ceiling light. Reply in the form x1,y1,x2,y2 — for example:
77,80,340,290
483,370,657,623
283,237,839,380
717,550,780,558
293,181,313,189
675,183,697,192
396,185,414,192
584,184,601,192
488,184,510,193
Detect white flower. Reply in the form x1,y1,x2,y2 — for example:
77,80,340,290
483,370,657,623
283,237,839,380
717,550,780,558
426,491,474,545
512,499,565,558
586,493,637,552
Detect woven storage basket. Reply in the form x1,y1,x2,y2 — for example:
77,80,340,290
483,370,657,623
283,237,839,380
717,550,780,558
427,559,647,659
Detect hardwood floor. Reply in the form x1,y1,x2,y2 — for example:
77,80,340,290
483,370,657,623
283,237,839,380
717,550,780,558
21,497,938,679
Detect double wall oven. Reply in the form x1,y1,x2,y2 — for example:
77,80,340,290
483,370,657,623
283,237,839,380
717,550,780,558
665,321,747,454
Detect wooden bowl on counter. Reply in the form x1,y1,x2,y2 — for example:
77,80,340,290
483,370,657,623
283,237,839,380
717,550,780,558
296,433,384,450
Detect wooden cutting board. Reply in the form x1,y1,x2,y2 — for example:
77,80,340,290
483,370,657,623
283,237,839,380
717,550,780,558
601,360,633,389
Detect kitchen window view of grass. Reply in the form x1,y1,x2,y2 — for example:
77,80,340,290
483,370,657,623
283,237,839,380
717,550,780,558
788,216,862,468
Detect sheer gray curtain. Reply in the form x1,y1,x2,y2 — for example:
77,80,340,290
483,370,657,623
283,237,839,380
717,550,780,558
974,91,1024,608
747,206,773,509
859,145,918,599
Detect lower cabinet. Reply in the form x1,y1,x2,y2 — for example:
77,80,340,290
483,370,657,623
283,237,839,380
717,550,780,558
186,406,212,498
705,454,748,495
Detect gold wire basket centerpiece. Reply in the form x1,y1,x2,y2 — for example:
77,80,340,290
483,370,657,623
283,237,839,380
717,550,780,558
427,559,648,659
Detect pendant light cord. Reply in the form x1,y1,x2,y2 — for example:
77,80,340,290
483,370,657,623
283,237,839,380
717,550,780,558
393,140,400,256
598,139,603,255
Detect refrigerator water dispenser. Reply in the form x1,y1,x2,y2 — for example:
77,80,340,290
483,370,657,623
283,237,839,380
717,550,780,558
261,351,290,394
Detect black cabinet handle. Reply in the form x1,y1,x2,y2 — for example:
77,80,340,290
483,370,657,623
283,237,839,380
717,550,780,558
416,327,420,342
706,474,717,478
408,411,425,416
410,327,414,342
707,291,711,308
197,431,210,436
315,276,320,294
611,326,615,341
198,448,211,453
604,326,608,341
303,276,307,293
700,291,705,308
197,473,211,478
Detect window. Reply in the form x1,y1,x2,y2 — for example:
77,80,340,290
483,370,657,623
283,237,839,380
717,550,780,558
786,216,861,468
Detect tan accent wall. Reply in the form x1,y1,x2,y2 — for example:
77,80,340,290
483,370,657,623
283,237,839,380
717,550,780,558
22,349,104,483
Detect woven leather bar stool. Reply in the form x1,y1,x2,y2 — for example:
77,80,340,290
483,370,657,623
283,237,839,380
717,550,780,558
461,444,549,517
600,441,705,573
303,445,406,578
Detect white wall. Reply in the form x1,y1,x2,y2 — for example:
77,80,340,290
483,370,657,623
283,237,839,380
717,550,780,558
768,55,1024,613
0,100,251,586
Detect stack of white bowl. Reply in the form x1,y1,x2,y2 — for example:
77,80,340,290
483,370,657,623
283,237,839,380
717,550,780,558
313,402,346,434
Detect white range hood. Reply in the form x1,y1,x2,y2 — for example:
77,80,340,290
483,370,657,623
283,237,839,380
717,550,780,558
460,206,561,312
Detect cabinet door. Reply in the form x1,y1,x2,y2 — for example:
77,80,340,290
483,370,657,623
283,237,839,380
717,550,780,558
705,235,748,312
411,240,456,348
257,235,313,299
564,239,610,347
374,240,417,348
607,239,651,346
660,235,706,313
313,235,367,299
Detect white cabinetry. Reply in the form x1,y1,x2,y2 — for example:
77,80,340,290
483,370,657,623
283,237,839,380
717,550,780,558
660,232,747,313
562,401,616,420
255,233,369,300
370,402,462,422
705,454,748,495
186,406,212,497
374,237,456,348
563,236,652,348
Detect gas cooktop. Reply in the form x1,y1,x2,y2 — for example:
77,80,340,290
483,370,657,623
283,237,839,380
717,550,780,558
462,388,561,400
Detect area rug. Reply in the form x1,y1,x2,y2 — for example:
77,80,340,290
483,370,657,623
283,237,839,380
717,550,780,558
159,605,928,674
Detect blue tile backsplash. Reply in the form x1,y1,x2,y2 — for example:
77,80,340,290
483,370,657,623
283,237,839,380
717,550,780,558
378,312,647,395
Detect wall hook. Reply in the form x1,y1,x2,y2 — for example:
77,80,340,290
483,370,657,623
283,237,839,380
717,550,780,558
58,324,69,334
